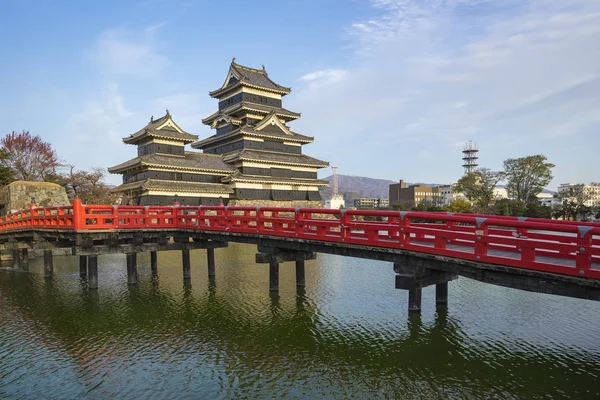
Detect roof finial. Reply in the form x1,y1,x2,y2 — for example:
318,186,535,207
232,57,236,64
150,115,154,122
166,109,170,117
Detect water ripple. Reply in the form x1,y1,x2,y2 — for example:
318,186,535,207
0,244,599,399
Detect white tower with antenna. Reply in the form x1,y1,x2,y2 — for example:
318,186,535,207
326,166,345,209
462,141,479,175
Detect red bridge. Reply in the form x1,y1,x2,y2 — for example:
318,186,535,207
1,199,599,312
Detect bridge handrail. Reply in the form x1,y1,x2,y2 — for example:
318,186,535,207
1,200,599,279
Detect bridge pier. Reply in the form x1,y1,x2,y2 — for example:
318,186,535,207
150,251,158,275
207,248,215,277
21,248,28,266
394,255,458,314
12,248,20,269
408,288,422,312
269,261,279,292
126,253,137,285
182,248,191,279
88,255,98,289
256,246,316,292
436,282,448,305
79,256,87,277
44,249,53,279
296,260,305,287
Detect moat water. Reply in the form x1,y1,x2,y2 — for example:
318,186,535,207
1,243,599,399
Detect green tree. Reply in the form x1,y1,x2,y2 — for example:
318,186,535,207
443,198,472,213
524,201,552,219
411,200,442,212
0,149,15,186
492,198,525,216
454,168,504,213
503,155,554,206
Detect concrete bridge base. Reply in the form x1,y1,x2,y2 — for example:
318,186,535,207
256,246,316,291
394,254,458,313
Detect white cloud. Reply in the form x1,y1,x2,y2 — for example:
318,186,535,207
301,69,347,83
89,24,169,77
61,84,135,183
291,0,600,186
153,93,214,137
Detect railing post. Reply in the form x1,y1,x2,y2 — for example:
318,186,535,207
340,210,348,242
576,226,593,275
473,217,488,261
29,201,37,228
399,212,410,247
295,209,304,237
172,199,180,228
72,198,85,231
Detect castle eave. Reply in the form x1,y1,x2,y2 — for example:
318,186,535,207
111,179,234,194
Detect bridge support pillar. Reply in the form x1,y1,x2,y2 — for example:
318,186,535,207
150,251,158,275
296,260,305,287
126,253,137,285
79,256,87,277
436,282,448,305
394,255,458,314
44,249,53,279
408,288,422,312
207,248,215,277
21,248,29,266
256,246,316,292
269,261,279,292
12,248,20,269
182,248,191,279
88,256,98,289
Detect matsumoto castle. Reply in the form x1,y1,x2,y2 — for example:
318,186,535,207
109,59,329,207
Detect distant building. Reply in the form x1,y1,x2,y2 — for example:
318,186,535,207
440,185,468,206
389,180,443,208
493,187,509,200
354,198,388,209
557,183,600,207
326,197,346,209
326,166,345,209
536,192,559,208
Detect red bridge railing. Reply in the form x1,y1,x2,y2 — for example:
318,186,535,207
0,199,599,280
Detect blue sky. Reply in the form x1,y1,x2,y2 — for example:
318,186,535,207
1,0,599,188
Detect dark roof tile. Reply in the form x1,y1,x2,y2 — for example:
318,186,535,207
222,172,328,186
223,149,329,168
124,112,198,144
111,179,234,194
108,152,235,173
210,60,291,96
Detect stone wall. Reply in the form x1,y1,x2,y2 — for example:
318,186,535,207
0,181,70,216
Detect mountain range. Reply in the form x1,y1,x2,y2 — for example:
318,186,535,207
318,175,446,203
319,175,556,203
